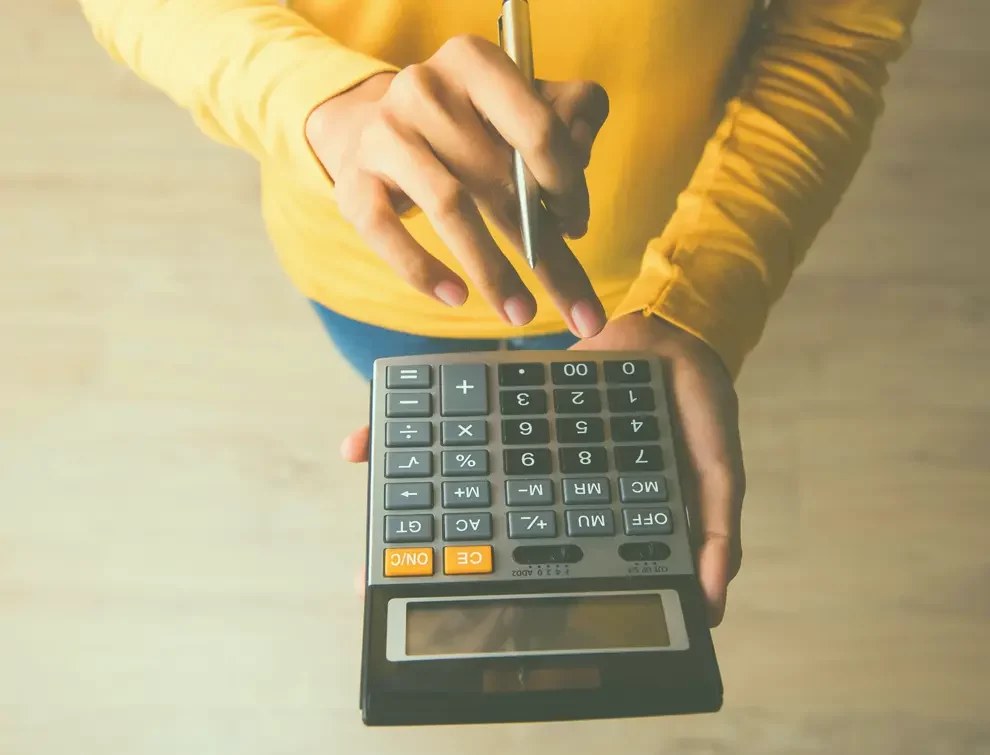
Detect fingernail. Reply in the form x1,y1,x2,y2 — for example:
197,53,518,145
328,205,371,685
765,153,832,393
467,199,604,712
503,295,535,327
434,280,467,307
562,218,588,240
570,299,605,338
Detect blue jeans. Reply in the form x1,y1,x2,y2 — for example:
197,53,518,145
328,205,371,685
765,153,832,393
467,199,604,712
311,301,578,381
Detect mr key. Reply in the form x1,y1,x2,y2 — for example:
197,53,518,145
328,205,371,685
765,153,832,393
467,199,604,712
360,351,722,726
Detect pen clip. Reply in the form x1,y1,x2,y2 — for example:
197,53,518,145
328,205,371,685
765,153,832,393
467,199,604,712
497,14,504,49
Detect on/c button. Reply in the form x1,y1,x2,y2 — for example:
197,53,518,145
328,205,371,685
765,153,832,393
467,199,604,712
384,547,434,577
444,545,493,575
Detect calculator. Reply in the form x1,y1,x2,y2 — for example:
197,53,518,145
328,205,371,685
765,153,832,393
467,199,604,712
359,351,722,726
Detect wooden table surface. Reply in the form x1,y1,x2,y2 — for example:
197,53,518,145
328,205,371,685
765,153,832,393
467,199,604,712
1,2,988,753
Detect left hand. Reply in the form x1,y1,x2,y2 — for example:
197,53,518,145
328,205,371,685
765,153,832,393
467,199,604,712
340,313,745,626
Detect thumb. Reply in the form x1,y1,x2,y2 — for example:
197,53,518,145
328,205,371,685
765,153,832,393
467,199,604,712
537,80,610,166
340,425,370,463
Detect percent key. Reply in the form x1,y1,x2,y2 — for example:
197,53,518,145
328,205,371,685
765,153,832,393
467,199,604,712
442,450,489,476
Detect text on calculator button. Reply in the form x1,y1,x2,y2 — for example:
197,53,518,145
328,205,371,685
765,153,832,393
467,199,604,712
505,479,553,505
504,448,552,475
385,365,431,389
559,446,608,474
610,415,659,442
385,421,432,447
562,477,610,505
385,392,432,418
384,514,434,543
565,509,615,536
604,360,651,383
498,363,545,386
385,482,433,510
623,507,673,535
442,450,489,476
553,388,601,413
513,544,584,565
619,476,669,502
556,417,604,443
384,547,434,577
607,387,655,413
615,445,663,472
442,480,490,508
443,513,493,541
499,389,547,415
441,420,487,446
385,451,433,478
502,418,550,445
440,364,488,416
507,511,557,538
444,545,493,575
551,361,598,384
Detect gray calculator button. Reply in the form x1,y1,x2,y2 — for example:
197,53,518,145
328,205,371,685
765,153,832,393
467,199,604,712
562,477,610,505
508,511,557,539
386,392,432,418
441,420,487,446
442,480,491,508
442,450,489,476
619,476,669,503
440,364,488,416
385,421,432,447
443,513,493,541
565,509,615,536
385,482,433,510
622,507,673,535
505,479,553,506
384,514,434,543
385,451,432,478
385,365,431,389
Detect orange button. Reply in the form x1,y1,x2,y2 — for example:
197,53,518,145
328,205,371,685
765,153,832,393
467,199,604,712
444,545,493,575
384,547,434,577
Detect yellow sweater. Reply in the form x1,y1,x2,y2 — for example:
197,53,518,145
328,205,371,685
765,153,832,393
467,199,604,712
79,0,920,377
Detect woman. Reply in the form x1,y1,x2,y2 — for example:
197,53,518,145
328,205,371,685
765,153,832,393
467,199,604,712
79,0,920,625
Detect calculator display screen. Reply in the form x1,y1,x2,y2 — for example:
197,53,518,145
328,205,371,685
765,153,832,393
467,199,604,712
405,594,670,656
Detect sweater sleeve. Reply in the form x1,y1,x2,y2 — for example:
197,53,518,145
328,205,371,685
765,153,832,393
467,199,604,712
611,0,922,378
78,0,398,192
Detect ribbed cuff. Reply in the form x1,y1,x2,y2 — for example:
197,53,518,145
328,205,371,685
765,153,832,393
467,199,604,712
267,47,398,192
611,242,770,381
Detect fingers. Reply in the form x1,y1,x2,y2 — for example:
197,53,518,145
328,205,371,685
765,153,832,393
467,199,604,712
354,568,366,598
669,358,745,627
538,80,610,171
530,221,606,337
340,425,370,463
336,172,469,308
436,36,591,234
363,118,533,327
694,464,744,626
401,75,604,336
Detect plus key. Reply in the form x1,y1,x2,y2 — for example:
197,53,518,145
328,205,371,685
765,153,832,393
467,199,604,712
440,364,489,416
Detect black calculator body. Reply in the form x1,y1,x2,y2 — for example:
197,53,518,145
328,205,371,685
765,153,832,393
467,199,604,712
359,351,722,726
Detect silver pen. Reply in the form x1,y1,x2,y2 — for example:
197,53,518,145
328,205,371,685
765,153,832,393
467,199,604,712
498,0,540,269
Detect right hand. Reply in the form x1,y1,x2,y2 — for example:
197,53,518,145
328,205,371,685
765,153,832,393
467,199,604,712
305,35,610,337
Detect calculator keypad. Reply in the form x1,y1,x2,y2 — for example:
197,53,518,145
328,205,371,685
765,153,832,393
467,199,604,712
441,420,486,446
502,418,550,444
500,389,547,414
504,448,552,475
369,353,693,585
